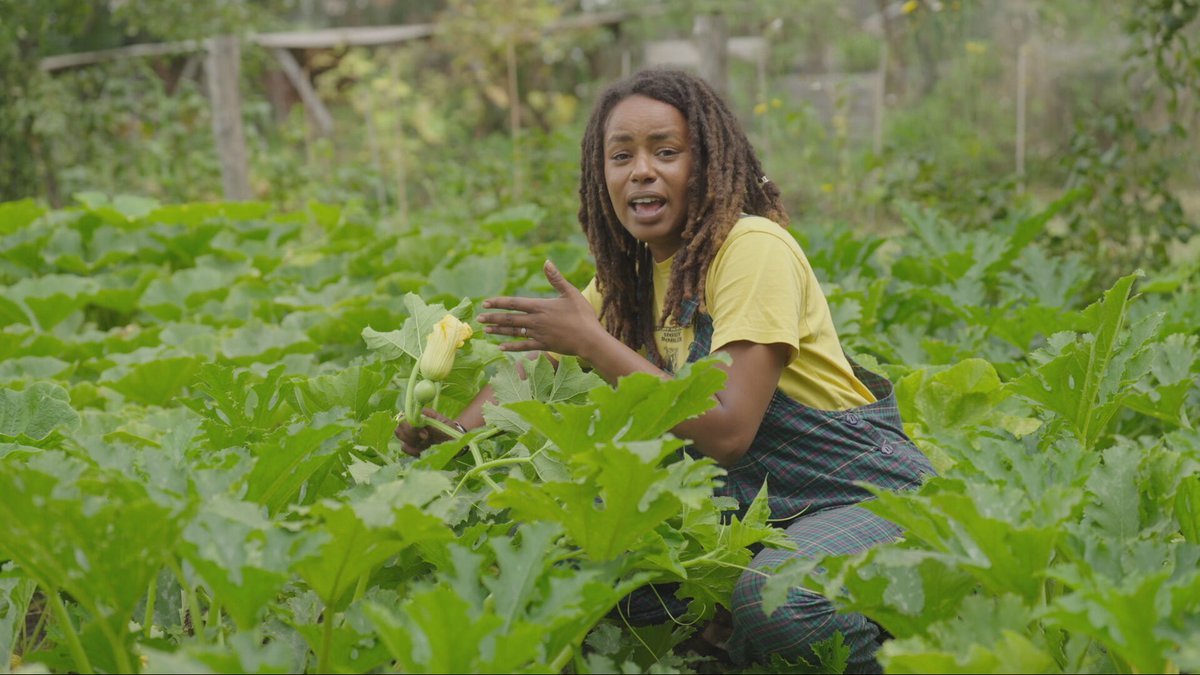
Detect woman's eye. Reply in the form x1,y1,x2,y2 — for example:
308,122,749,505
611,152,631,161
657,148,679,158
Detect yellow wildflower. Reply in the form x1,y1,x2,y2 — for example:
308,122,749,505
419,315,473,382
902,0,919,13
753,102,768,116
820,183,835,193
965,41,987,55
771,98,783,109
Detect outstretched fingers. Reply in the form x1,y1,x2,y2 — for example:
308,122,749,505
543,260,574,295
496,338,547,352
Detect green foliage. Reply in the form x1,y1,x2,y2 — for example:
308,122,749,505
761,200,1200,673
0,153,1197,673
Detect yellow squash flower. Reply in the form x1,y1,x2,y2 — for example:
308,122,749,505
419,314,473,381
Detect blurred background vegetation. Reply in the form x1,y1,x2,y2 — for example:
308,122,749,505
1,0,1197,291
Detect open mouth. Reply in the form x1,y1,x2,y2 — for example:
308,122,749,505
630,196,666,218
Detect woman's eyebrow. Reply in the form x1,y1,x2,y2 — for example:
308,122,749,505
604,130,684,145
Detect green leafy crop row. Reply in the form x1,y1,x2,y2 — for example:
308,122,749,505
0,192,1197,673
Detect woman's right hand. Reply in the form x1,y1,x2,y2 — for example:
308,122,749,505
394,409,462,457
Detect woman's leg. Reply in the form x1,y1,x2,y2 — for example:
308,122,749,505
726,503,900,673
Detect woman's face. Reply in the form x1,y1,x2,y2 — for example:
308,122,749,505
603,95,692,262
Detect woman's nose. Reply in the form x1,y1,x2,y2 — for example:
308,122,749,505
630,153,655,182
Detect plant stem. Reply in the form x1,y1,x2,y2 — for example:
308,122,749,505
403,366,422,426
466,440,502,491
353,571,370,603
93,616,134,675
452,456,531,496
205,595,221,637
546,624,591,674
22,594,50,654
424,416,464,440
420,418,507,492
46,589,93,675
143,575,157,640
680,552,769,577
169,559,206,645
317,605,335,675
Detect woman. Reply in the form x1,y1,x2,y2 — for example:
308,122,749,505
398,68,933,671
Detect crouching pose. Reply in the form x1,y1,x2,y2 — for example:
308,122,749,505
398,68,934,672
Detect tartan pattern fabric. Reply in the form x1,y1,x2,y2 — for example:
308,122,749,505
727,504,902,671
664,302,934,523
635,301,934,668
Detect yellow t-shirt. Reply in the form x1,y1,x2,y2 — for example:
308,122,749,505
582,216,874,411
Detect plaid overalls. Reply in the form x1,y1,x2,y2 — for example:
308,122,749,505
620,302,935,671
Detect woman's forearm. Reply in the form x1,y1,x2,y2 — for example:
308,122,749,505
577,332,778,467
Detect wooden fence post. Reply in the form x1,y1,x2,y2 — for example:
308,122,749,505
206,35,252,201
693,12,729,98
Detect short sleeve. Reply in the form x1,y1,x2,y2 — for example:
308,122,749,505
706,227,810,358
581,277,603,319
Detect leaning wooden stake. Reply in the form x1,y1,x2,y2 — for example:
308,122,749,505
507,36,522,201
206,36,252,200
1016,42,1028,194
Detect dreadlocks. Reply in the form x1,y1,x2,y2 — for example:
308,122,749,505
578,68,788,364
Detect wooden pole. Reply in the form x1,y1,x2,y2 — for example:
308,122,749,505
206,36,252,200
506,36,522,201
391,58,409,230
874,41,888,156
364,94,388,210
1016,42,1027,194
693,12,729,98
757,49,768,163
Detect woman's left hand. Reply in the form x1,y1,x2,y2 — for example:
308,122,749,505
478,260,603,357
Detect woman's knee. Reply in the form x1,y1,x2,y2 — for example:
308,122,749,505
729,569,881,669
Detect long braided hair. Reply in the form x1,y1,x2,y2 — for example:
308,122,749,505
578,68,788,363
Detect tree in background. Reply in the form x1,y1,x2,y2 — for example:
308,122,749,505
1059,0,1199,280
0,1,97,202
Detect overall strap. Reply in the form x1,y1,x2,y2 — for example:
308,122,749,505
677,305,933,522
651,298,714,373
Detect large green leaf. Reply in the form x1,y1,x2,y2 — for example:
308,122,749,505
880,595,1055,673
427,254,510,299
0,574,36,671
242,412,353,515
505,356,727,455
219,321,318,365
366,589,540,674
860,479,1060,604
482,355,603,435
493,439,709,561
294,470,454,609
140,265,247,321
186,363,294,447
0,451,182,672
179,496,314,630
287,364,391,422
0,382,79,441
4,274,98,329
0,199,45,235
99,351,203,406
1007,273,1154,450
360,294,472,362
894,358,1008,435
365,523,641,674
